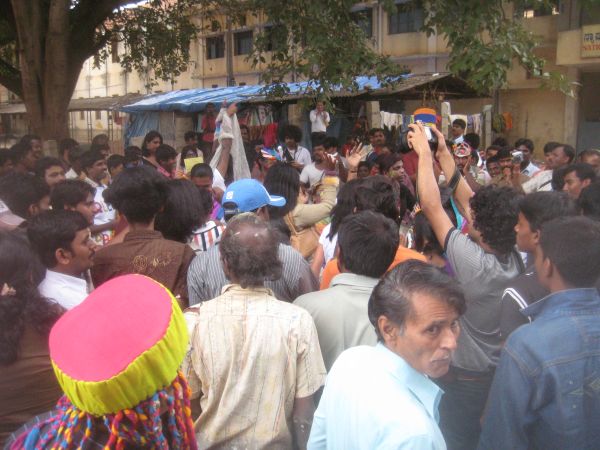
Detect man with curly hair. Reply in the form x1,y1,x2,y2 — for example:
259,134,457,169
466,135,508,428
408,123,524,450
183,213,326,449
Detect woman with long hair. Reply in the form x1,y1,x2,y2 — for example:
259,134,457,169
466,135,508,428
310,179,362,278
264,162,337,259
141,130,163,169
0,232,64,442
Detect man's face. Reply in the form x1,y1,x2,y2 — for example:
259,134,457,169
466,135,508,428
499,156,513,170
109,164,124,178
374,131,385,146
387,292,460,379
284,136,297,148
192,176,213,193
240,127,250,143
454,155,470,171
514,212,537,253
73,193,98,226
206,104,215,115
30,195,51,217
186,136,198,147
87,159,108,183
563,171,590,199
23,149,39,171
31,139,43,159
516,145,532,164
67,228,96,273
451,123,464,138
487,161,501,178
316,102,324,112
388,160,404,180
44,165,66,188
0,159,13,176
582,153,600,172
547,146,570,170
313,146,325,163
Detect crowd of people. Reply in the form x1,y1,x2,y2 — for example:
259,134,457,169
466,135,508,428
1,102,600,450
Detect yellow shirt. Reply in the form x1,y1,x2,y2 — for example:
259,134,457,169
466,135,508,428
183,284,326,449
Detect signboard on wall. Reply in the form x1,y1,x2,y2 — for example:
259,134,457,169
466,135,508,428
582,25,600,58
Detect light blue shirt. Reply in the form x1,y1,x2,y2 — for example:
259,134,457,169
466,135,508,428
308,343,446,450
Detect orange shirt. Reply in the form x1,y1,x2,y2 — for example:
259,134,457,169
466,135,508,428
319,246,427,290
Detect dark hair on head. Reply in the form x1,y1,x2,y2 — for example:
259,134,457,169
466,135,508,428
579,181,600,221
27,210,89,268
514,138,534,152
338,211,399,278
357,160,371,171
79,150,105,171
68,145,85,164
486,154,500,169
551,166,568,191
8,142,32,164
328,179,362,239
485,144,503,155
156,144,177,164
283,124,302,143
452,118,466,129
19,134,41,149
124,146,143,165
0,172,49,219
323,136,339,149
413,211,444,257
58,138,79,156
312,134,327,149
368,128,384,137
141,130,163,156
179,145,198,168
103,166,168,223
495,147,512,160
107,154,125,172
379,153,403,174
263,162,299,219
579,148,600,161
492,137,508,147
34,156,63,179
464,133,480,150
368,260,466,341
539,216,600,287
519,191,579,233
564,163,597,183
90,143,110,156
50,179,95,210
543,141,562,155
470,185,521,254
190,162,213,179
91,133,109,147
155,179,207,243
355,175,400,224
184,131,198,142
219,213,282,288
0,231,64,365
561,144,576,163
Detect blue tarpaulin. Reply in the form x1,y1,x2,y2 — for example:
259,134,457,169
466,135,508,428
120,75,416,114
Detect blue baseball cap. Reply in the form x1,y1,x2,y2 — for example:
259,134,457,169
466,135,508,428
222,179,286,215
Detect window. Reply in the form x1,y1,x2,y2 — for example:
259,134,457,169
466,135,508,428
206,35,225,59
112,111,120,121
239,82,246,86
264,25,287,51
521,0,559,18
95,111,101,120
351,8,373,38
234,30,253,56
211,84,219,88
111,40,119,63
388,5,424,34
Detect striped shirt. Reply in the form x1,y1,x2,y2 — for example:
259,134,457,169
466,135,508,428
187,243,318,305
189,221,225,252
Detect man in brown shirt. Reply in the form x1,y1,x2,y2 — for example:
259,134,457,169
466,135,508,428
91,166,195,306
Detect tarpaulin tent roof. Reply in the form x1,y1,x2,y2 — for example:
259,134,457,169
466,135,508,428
120,73,476,113
0,93,144,115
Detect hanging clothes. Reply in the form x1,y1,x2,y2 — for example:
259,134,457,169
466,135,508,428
210,107,251,181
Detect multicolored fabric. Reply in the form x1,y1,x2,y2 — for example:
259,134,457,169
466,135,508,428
49,274,188,416
413,108,437,127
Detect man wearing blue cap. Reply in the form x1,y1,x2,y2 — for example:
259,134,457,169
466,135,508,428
187,178,318,304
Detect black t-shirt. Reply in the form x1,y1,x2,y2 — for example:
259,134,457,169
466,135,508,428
499,269,549,340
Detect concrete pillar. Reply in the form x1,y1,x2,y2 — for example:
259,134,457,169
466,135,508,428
441,101,451,138
366,101,381,128
563,67,580,147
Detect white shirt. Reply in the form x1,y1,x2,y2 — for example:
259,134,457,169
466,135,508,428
521,161,540,177
38,269,88,310
300,163,325,186
65,168,79,180
310,110,330,133
318,223,338,264
308,344,445,450
278,145,312,167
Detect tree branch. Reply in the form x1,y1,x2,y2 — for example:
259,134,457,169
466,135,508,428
0,55,21,97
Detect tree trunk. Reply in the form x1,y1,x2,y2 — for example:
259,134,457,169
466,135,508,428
11,0,75,140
